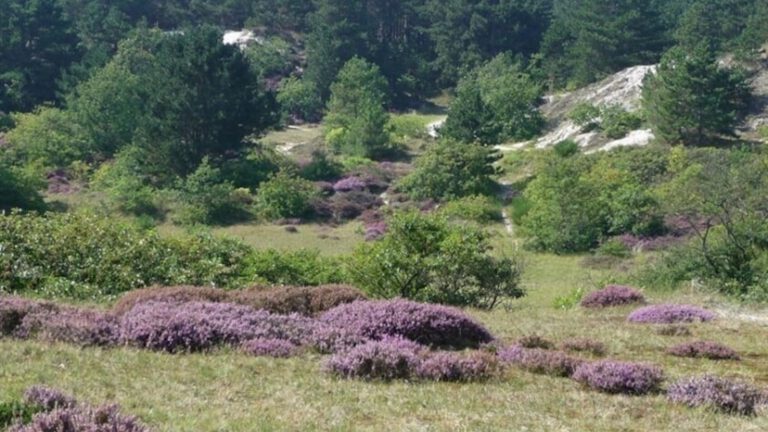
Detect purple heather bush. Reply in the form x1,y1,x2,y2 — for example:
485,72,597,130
516,335,554,349
0,296,58,336
559,338,607,357
16,307,119,346
627,304,716,324
666,341,740,360
319,300,494,349
415,351,498,382
119,301,316,353
667,375,762,415
333,176,367,192
580,285,645,308
325,337,424,380
241,338,299,358
572,360,663,395
308,324,370,354
499,345,583,377
23,386,77,411
656,325,692,337
10,405,150,432
364,221,387,241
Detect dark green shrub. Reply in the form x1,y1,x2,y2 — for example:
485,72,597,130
244,249,346,286
0,164,45,212
600,105,642,139
0,401,41,428
256,172,317,220
299,150,343,181
568,103,601,132
174,158,253,225
553,140,580,158
277,77,323,122
439,195,503,224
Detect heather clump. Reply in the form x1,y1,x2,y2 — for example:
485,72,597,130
15,307,119,346
628,304,716,324
111,286,229,316
572,360,663,395
499,345,583,377
324,337,424,380
319,299,494,349
23,387,77,411
415,351,499,382
241,338,300,358
516,335,554,349
0,296,58,336
580,285,645,308
559,338,607,356
10,404,150,432
233,285,366,316
666,341,740,360
656,325,692,337
667,375,762,415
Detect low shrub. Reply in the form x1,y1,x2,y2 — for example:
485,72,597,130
516,335,554,349
15,307,118,346
580,285,645,308
111,286,230,316
667,375,762,415
333,176,367,192
321,190,383,221
233,285,366,316
438,195,503,224
415,351,499,382
10,404,150,432
244,249,347,286
119,301,315,353
0,296,58,336
308,324,370,354
23,386,77,411
241,338,299,358
363,221,387,241
319,300,494,349
560,338,607,356
666,341,740,360
0,402,41,429
627,304,716,324
656,325,692,337
572,360,663,395
499,345,583,377
324,337,423,380
552,287,585,310
255,173,316,220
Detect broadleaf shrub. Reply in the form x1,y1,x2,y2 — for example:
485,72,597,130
572,360,663,395
319,300,494,349
324,337,423,381
580,285,645,308
666,341,740,360
499,345,583,377
627,304,716,324
667,375,762,415
415,351,499,382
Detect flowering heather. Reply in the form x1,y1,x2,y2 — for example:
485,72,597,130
319,300,494,349
580,285,645,308
241,338,299,358
516,335,554,349
0,296,58,336
111,286,229,316
499,345,583,377
332,176,367,192
10,404,150,432
119,301,316,352
325,337,424,380
627,304,716,324
233,285,367,316
364,221,387,241
308,324,370,354
656,325,692,337
415,351,498,382
16,307,119,346
667,375,762,415
23,386,77,411
559,338,607,357
666,341,740,360
572,360,663,395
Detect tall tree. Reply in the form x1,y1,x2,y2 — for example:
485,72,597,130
642,45,750,146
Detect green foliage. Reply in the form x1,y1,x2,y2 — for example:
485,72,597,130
568,103,601,132
552,287,585,310
596,238,632,258
324,58,392,158
256,172,316,220
600,105,643,139
0,400,42,428
349,211,524,308
673,0,755,53
0,163,45,213
642,45,750,146
277,77,324,123
0,211,254,299
737,1,768,56
299,150,343,181
173,158,253,225
389,115,430,142
5,108,85,171
244,249,346,286
90,145,162,217
399,140,498,201
553,140,580,158
443,55,544,145
439,195,503,224
244,36,293,78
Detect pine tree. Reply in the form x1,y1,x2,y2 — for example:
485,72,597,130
642,45,750,146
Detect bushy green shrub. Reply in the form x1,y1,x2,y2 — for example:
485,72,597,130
568,103,601,132
90,146,163,217
299,150,343,181
174,158,253,225
600,105,643,139
553,140,580,158
348,211,524,308
0,163,45,212
255,172,317,220
439,195,502,224
277,77,323,122
244,249,347,286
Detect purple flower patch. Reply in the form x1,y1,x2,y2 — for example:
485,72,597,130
499,345,583,377
666,341,740,360
241,338,299,358
667,375,762,415
627,304,716,324
580,285,645,308
415,351,498,382
332,176,367,192
559,338,607,357
324,337,424,380
572,360,663,395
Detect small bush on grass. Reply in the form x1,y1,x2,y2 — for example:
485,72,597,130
438,195,503,224
0,402,41,429
10,404,150,432
628,304,716,324
255,173,316,220
111,286,230,316
666,341,740,360
656,325,692,337
0,297,58,336
233,285,366,316
415,351,499,382
241,338,299,358
560,338,607,356
16,307,118,346
245,249,347,287
667,375,762,415
572,360,663,395
319,300,494,349
552,287,585,310
324,337,423,381
499,345,583,377
580,285,645,308
516,335,554,349
23,387,77,411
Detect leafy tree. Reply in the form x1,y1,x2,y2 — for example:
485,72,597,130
324,58,392,158
738,1,768,56
642,45,750,146
349,211,524,308
399,139,498,201
0,0,81,112
674,0,755,52
256,172,316,220
4,107,85,170
0,163,45,212
443,55,544,145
